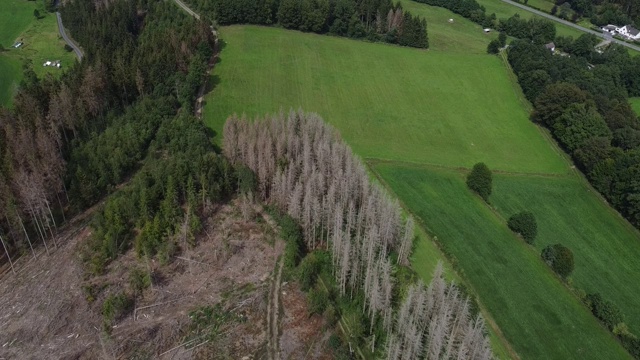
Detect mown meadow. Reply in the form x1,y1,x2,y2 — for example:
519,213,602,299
373,163,631,360
205,25,568,175
491,174,640,335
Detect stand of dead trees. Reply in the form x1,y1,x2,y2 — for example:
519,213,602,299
387,264,492,360
223,110,493,359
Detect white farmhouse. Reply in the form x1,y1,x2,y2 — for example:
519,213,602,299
601,24,618,35
617,25,640,40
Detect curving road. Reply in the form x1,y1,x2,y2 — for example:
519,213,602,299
501,0,640,52
56,12,83,61
173,0,200,20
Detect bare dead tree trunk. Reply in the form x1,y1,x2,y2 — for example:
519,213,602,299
0,233,16,274
31,209,49,255
16,213,36,259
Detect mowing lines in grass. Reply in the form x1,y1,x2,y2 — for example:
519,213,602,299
374,162,631,360
491,174,640,335
205,25,569,175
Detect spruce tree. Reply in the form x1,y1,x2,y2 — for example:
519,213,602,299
466,162,492,201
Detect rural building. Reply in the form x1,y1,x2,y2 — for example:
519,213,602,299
601,24,640,40
12,42,23,48
43,60,61,68
483,28,491,33
618,25,640,40
545,42,556,52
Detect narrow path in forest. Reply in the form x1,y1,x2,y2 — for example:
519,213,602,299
266,257,284,360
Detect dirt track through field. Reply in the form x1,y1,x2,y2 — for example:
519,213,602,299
267,257,284,360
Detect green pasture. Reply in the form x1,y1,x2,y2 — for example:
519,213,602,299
205,25,569,174
524,0,555,12
0,56,23,106
399,177,518,360
476,0,584,38
4,8,77,78
374,163,631,360
0,0,76,106
491,174,640,335
630,97,640,116
398,0,498,54
0,0,36,48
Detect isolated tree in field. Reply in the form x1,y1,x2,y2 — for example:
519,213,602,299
507,211,537,243
34,9,40,19
541,243,574,278
466,162,492,201
487,39,501,54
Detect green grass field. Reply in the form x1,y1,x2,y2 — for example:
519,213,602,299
206,25,569,174
0,0,36,48
0,56,23,105
491,174,640,335
374,163,631,360
476,0,584,39
524,0,555,12
0,1,76,106
398,0,498,54
630,97,640,116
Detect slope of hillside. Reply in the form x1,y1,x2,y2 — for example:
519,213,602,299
205,25,569,175
0,201,331,359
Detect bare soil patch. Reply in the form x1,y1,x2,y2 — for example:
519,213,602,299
0,200,294,359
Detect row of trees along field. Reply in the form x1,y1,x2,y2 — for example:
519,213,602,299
547,0,640,28
223,110,493,359
508,38,640,358
185,0,428,48
0,0,222,273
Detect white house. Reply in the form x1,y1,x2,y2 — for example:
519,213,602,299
601,24,619,35
618,25,640,40
545,42,556,52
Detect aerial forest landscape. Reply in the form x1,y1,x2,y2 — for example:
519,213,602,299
1,0,640,359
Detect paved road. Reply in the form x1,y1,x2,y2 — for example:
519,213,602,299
501,0,640,52
56,12,83,60
173,0,200,20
